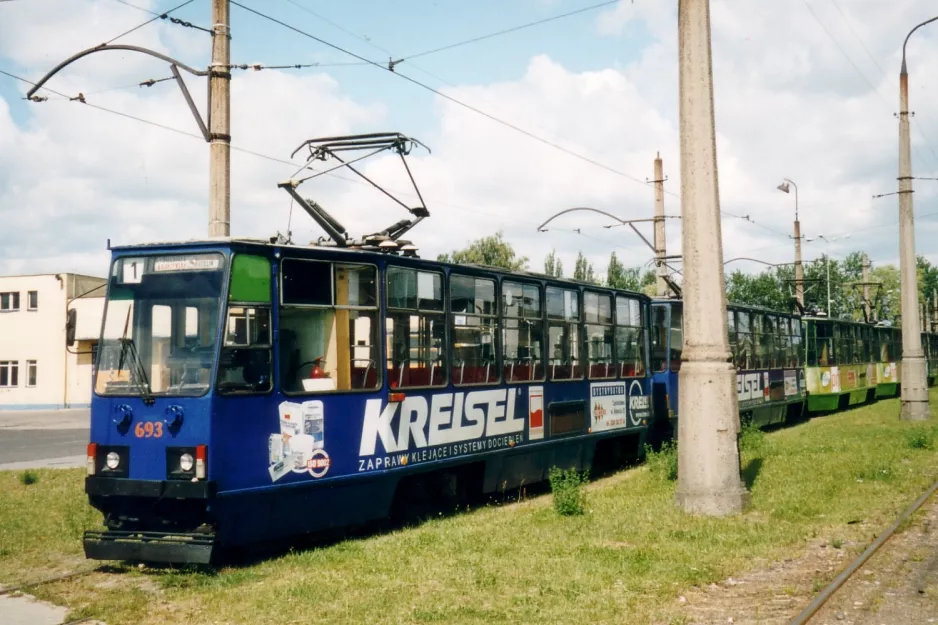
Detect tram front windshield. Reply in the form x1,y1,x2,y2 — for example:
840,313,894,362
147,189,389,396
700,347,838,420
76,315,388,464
95,254,225,398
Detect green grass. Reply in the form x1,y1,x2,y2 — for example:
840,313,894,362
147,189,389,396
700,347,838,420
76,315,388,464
0,469,100,583
5,392,938,624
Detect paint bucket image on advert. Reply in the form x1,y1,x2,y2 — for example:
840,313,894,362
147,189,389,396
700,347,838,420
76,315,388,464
278,401,303,437
290,434,315,470
268,434,283,465
302,400,325,449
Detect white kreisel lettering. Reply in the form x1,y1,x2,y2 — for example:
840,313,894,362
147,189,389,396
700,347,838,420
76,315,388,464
360,398,400,456
396,396,429,450
428,393,456,446
461,391,490,441
485,389,523,436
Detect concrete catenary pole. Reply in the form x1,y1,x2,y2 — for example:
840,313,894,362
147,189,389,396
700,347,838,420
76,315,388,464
674,0,748,516
862,253,872,322
654,152,669,297
897,18,934,420
208,0,231,237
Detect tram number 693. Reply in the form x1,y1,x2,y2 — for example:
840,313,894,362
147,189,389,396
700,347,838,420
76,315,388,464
134,421,163,438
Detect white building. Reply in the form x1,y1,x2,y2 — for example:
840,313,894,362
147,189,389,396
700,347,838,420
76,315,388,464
0,273,106,410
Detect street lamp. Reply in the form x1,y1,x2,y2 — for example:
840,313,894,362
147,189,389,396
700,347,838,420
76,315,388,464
895,16,937,420
776,178,804,308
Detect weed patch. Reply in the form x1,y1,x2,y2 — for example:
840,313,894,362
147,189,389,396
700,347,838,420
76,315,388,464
646,441,678,481
548,467,588,516
19,470,39,486
905,426,934,450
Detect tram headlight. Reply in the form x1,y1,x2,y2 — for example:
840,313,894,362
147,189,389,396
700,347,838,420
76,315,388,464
105,451,121,470
179,453,194,473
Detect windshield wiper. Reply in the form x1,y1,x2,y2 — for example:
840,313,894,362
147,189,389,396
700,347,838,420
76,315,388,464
117,337,155,406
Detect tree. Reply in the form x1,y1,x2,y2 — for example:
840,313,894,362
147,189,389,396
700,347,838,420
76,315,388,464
605,252,642,290
870,264,900,323
544,249,563,278
437,231,528,271
573,252,597,284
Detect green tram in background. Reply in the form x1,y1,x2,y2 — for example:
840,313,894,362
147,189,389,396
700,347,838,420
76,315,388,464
803,317,938,413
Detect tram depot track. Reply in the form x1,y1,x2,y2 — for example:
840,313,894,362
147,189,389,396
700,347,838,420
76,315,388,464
789,476,938,624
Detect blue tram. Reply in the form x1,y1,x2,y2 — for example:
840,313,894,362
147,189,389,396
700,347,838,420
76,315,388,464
82,240,654,563
648,299,805,439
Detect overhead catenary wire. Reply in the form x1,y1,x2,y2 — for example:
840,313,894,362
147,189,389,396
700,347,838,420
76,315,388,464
232,1,794,240
1,67,554,232
828,0,938,167
802,0,938,170
104,0,202,46
388,0,618,67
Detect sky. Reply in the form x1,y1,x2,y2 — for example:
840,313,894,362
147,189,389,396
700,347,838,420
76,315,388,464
1,0,937,282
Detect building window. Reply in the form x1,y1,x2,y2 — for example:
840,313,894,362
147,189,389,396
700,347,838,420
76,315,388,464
26,360,37,387
0,292,20,312
0,361,19,387
27,291,38,311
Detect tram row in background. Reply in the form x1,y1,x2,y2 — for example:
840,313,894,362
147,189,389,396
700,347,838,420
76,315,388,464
81,240,938,563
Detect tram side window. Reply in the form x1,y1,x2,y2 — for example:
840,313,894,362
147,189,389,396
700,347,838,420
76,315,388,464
386,267,446,388
280,260,380,393
736,312,752,370
616,296,645,377
650,306,668,372
450,275,499,386
861,327,872,363
218,306,272,393
547,287,581,380
669,307,683,372
585,292,614,379
749,312,765,369
502,282,544,383
815,323,835,366
837,324,854,365
776,316,790,368
761,315,777,369
727,310,739,370
790,318,803,367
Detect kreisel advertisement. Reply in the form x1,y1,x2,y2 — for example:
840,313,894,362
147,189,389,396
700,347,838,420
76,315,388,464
269,400,331,482
590,382,628,432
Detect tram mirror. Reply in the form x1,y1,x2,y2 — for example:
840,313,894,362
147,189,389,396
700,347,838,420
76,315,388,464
66,308,77,347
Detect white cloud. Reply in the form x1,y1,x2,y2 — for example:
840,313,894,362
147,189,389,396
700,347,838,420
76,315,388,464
1,0,937,287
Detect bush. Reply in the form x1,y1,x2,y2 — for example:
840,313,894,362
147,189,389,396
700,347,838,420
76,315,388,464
905,427,934,450
19,470,39,486
739,422,766,453
645,442,678,482
548,467,588,516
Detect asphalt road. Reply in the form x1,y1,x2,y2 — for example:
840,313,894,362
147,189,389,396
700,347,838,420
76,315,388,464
0,409,89,470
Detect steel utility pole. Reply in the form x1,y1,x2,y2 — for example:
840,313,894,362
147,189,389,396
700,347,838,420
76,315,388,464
776,179,803,309
862,253,872,322
897,17,935,420
653,153,669,297
209,0,231,237
674,0,748,516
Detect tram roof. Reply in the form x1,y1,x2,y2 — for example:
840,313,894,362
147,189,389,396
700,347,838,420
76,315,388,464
107,237,649,298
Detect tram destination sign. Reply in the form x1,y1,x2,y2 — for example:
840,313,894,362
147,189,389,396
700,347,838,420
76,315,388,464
152,255,221,272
